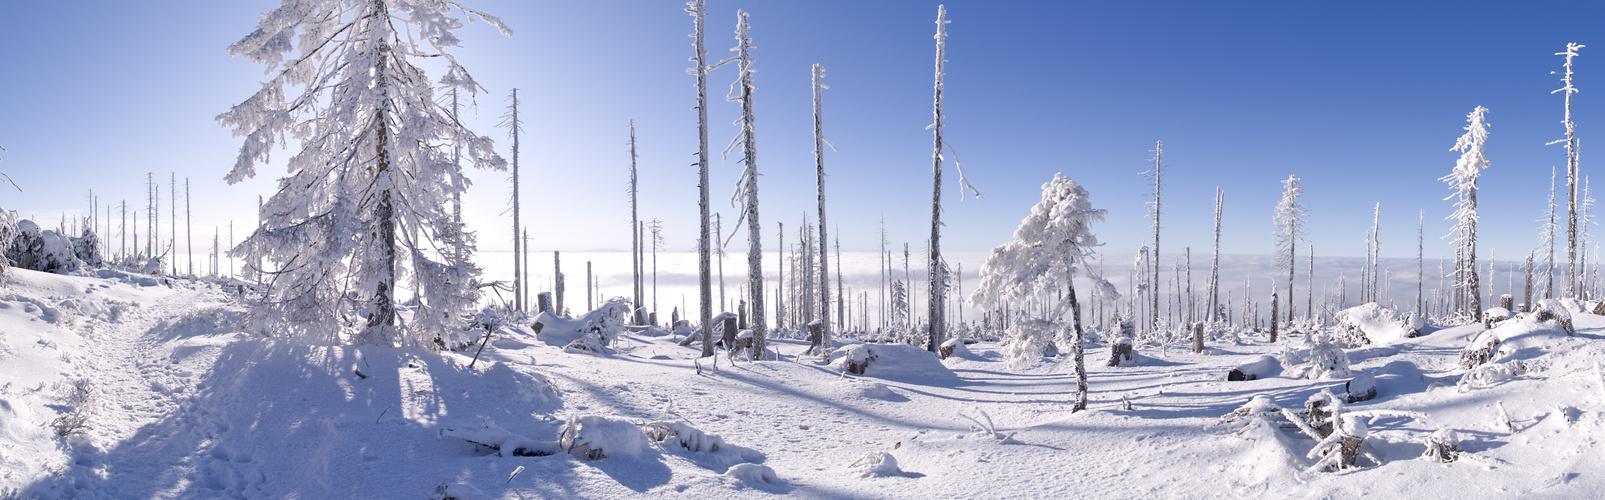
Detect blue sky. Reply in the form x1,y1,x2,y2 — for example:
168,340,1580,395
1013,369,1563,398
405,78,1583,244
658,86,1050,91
0,0,1601,270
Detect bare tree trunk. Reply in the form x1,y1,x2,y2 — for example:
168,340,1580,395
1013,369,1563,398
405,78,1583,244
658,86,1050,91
814,64,833,360
1269,287,1279,343
1069,282,1088,412
691,0,714,358
1151,141,1162,337
927,5,951,354
554,251,564,316
508,89,522,312
628,121,643,324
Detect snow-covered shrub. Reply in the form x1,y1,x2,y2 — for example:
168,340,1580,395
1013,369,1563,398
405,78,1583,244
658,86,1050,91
5,220,81,274
849,451,902,478
70,228,102,267
1421,429,1461,462
726,463,779,484
1003,318,1056,370
559,415,648,460
51,378,95,437
1298,333,1351,380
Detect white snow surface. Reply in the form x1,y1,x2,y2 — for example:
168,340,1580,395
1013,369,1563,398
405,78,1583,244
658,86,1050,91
7,268,1605,497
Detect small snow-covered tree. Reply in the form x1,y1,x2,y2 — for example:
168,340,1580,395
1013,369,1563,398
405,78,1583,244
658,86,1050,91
1273,174,1307,333
971,173,1111,411
1442,106,1490,321
220,0,508,346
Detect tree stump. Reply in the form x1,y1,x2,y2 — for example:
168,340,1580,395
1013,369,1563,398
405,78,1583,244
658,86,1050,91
537,292,553,315
1191,322,1204,353
1501,294,1514,311
1106,338,1134,367
722,315,738,349
805,321,824,355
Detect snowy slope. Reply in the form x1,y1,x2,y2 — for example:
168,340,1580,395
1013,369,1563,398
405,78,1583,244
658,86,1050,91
4,266,1605,498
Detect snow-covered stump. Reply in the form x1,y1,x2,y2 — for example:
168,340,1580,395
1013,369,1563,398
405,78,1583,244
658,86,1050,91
805,320,824,355
537,292,553,315
1501,294,1514,312
1345,372,1377,403
1460,330,1500,369
1191,322,1204,353
1227,355,1281,381
1593,299,1605,316
1107,335,1134,367
1422,429,1462,463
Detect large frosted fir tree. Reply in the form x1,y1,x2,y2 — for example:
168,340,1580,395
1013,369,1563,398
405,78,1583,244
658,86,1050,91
220,0,508,346
1272,174,1306,339
1443,106,1490,321
971,173,1109,412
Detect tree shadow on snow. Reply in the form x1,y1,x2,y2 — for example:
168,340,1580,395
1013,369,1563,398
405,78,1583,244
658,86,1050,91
22,338,565,500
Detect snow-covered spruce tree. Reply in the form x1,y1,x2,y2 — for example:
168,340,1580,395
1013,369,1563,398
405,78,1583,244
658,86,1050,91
1550,43,1584,296
812,63,837,361
1208,187,1223,323
1272,174,1307,336
971,173,1110,412
502,88,524,311
686,0,715,357
1442,106,1490,321
220,0,508,346
712,10,767,360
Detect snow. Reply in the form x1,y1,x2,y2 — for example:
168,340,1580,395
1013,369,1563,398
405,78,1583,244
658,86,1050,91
10,266,1605,497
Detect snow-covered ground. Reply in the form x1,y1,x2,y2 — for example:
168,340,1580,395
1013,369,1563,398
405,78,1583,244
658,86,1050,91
3,266,1605,498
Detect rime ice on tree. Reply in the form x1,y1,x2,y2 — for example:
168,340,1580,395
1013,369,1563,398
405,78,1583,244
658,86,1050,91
219,0,509,346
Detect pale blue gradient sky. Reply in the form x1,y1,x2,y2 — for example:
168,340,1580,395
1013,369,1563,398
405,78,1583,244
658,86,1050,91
0,0,1601,280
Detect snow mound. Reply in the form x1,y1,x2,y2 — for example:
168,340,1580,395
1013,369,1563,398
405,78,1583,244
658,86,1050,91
849,451,903,478
725,463,779,484
832,343,958,385
440,421,560,457
1335,303,1412,345
559,415,648,460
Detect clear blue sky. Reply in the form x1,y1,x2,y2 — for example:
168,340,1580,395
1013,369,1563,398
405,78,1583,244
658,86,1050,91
0,1,1601,268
